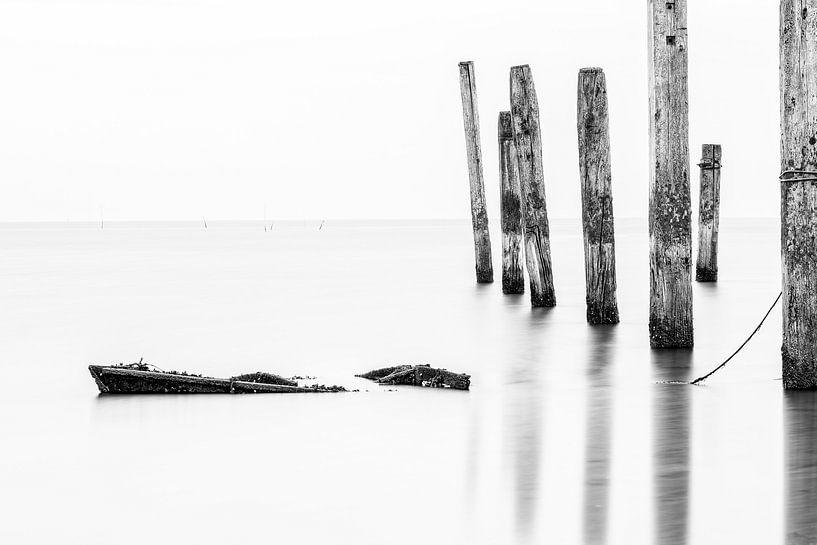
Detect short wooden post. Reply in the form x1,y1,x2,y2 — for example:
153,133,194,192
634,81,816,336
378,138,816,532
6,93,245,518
577,68,619,324
498,111,525,294
780,1,817,388
696,144,722,282
458,61,494,283
509,65,556,307
647,0,693,347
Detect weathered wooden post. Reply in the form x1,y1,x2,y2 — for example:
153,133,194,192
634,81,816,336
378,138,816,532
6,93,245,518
498,111,525,294
509,65,556,307
577,68,620,324
780,1,817,388
696,144,721,282
458,61,494,283
647,0,693,347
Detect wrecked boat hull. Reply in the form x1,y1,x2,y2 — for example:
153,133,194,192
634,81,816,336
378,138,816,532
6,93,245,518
88,366,341,394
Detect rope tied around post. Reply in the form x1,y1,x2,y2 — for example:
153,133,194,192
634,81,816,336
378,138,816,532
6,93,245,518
697,160,721,170
780,169,817,183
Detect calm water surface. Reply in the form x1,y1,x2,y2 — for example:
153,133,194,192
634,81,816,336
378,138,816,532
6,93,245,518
0,219,813,544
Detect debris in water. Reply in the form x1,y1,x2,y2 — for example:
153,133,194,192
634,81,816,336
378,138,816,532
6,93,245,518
356,364,470,390
88,362,346,394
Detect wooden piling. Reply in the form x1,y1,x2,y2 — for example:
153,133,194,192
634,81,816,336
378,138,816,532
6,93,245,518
509,65,556,307
577,68,619,324
647,0,693,347
458,61,494,283
696,144,721,282
780,0,817,388
498,111,525,294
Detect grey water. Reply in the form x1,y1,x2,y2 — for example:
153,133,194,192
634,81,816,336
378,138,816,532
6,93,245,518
0,218,812,544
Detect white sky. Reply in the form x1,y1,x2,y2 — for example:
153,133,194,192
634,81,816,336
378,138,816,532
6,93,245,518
0,0,778,221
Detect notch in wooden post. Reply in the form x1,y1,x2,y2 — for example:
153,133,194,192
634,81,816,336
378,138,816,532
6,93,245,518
577,67,619,324
458,61,494,283
509,64,556,307
498,111,525,295
695,144,721,282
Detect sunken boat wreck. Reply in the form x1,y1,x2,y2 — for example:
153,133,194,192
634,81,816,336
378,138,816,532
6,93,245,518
88,363,346,394
356,364,470,390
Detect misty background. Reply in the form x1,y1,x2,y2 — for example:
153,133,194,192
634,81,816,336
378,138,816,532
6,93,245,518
0,0,777,222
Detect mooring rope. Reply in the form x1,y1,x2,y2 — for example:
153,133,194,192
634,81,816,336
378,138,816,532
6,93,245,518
688,291,782,385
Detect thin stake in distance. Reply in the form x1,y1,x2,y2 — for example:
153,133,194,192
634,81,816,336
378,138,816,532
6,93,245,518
696,144,721,282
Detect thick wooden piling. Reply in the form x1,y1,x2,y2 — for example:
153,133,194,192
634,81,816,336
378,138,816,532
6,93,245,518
647,0,693,347
498,111,525,294
696,144,721,282
780,1,817,388
577,68,619,324
458,61,493,283
509,65,556,307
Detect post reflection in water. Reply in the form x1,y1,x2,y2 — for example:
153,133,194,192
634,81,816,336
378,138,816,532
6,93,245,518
652,350,691,545
504,308,550,543
785,391,817,545
583,326,616,545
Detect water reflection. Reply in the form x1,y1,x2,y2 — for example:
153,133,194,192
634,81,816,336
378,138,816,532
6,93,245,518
785,391,817,545
504,309,551,543
652,350,692,545
583,326,616,545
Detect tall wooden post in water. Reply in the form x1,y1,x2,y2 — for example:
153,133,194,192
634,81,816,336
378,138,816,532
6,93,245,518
510,65,556,307
696,144,721,282
647,0,693,347
780,0,817,388
498,111,525,294
458,61,494,283
577,68,619,324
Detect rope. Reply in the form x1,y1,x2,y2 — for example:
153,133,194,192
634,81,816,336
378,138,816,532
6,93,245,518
689,291,782,385
780,169,817,183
